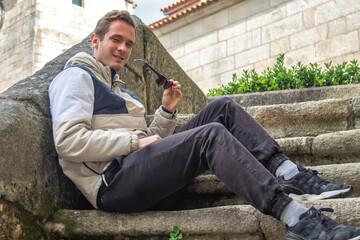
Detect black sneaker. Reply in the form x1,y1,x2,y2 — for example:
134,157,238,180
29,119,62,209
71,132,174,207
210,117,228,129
285,207,360,240
278,165,353,201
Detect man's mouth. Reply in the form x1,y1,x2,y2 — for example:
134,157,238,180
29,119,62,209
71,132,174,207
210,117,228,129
113,54,125,61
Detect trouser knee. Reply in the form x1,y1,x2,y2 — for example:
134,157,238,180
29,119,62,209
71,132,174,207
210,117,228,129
208,96,239,109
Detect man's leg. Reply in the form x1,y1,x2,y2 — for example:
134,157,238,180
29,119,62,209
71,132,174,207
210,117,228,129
98,122,291,220
178,97,352,200
177,97,289,174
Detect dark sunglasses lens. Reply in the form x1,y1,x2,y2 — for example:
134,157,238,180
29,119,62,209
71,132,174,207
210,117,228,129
156,76,166,86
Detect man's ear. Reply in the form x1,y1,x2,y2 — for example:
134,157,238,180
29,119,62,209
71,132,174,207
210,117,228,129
91,33,99,50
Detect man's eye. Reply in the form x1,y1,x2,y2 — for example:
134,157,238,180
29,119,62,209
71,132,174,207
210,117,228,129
113,38,120,42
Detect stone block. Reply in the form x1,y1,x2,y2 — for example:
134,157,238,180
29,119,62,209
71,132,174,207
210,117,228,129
270,37,290,57
185,32,217,55
328,17,347,39
219,21,246,41
187,67,204,85
204,56,235,78
316,0,360,24
229,0,270,23
285,45,315,66
246,98,353,138
169,45,185,59
247,5,286,31
347,11,360,32
303,7,316,29
177,21,203,45
262,13,303,43
227,32,252,55
312,129,360,157
200,41,227,66
315,31,359,62
286,0,328,16
252,29,261,47
179,51,200,71
253,57,277,73
204,9,229,33
235,44,270,68
270,0,285,7
290,26,326,51
198,75,222,94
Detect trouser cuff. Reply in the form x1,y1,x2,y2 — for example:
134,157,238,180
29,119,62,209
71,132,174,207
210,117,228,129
267,153,289,175
270,192,293,220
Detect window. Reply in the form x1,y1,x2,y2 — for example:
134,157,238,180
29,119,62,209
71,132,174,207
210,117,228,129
72,0,84,7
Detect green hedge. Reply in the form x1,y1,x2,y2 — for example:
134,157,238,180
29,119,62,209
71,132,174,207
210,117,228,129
207,54,360,96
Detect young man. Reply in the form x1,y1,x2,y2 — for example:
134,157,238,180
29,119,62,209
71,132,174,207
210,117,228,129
48,10,360,240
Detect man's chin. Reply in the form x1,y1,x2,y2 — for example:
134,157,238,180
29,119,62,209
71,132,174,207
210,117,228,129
110,63,124,71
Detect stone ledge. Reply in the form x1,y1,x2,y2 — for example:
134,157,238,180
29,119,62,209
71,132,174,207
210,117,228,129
208,84,360,107
246,98,353,138
187,162,360,197
47,198,360,240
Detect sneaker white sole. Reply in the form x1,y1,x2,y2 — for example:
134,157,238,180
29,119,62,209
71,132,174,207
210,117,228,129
289,187,352,201
349,236,360,240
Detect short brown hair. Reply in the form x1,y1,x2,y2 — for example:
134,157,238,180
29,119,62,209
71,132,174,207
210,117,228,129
94,10,135,40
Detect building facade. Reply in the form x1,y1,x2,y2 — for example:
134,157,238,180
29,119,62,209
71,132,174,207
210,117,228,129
0,0,135,92
151,0,360,94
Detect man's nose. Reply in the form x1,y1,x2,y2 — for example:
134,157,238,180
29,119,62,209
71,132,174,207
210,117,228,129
117,42,127,52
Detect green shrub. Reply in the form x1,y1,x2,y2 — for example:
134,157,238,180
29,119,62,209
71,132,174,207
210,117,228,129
207,54,360,96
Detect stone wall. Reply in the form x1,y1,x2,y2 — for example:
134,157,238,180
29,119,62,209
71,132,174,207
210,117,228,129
154,0,360,94
0,0,36,92
0,0,135,92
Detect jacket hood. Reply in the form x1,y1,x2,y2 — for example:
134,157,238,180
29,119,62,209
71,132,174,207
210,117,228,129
64,52,124,88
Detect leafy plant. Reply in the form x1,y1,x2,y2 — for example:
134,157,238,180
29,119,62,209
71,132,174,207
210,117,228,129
207,54,360,96
169,225,197,240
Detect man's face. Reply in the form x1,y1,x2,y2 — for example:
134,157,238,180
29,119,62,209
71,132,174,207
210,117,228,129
91,20,135,71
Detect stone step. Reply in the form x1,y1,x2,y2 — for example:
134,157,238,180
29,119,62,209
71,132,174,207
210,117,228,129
166,118,360,166
208,83,360,108
168,96,360,140
277,129,360,165
47,198,360,240
176,162,360,210
245,97,356,139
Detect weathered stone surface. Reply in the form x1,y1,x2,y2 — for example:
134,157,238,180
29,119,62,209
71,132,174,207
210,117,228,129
48,198,360,240
351,96,360,128
312,129,360,157
209,84,360,107
187,162,360,198
0,16,206,215
246,98,353,138
276,136,313,155
48,205,261,239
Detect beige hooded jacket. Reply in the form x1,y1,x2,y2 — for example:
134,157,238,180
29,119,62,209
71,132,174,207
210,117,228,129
48,52,177,208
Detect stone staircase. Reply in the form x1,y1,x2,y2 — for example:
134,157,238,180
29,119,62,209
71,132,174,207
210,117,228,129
47,84,360,240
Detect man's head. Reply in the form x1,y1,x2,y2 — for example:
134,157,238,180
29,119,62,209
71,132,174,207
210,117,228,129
91,10,136,71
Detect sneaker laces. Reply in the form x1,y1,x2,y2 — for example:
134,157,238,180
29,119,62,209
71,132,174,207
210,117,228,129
304,168,330,185
308,207,336,229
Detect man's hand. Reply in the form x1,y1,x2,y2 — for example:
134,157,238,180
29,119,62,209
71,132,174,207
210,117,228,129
162,80,182,112
138,135,161,149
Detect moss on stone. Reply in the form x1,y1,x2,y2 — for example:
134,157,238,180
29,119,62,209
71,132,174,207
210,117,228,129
39,190,56,217
53,210,78,235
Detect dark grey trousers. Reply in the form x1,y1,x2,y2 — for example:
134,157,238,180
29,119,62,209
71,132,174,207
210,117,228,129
97,97,293,220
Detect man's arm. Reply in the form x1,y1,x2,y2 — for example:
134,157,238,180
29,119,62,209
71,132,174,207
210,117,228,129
141,80,182,148
49,68,140,162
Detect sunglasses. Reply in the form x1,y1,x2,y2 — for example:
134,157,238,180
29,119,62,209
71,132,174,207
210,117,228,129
134,59,173,89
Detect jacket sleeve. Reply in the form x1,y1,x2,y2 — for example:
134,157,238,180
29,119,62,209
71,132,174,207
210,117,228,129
147,106,177,138
49,67,138,163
